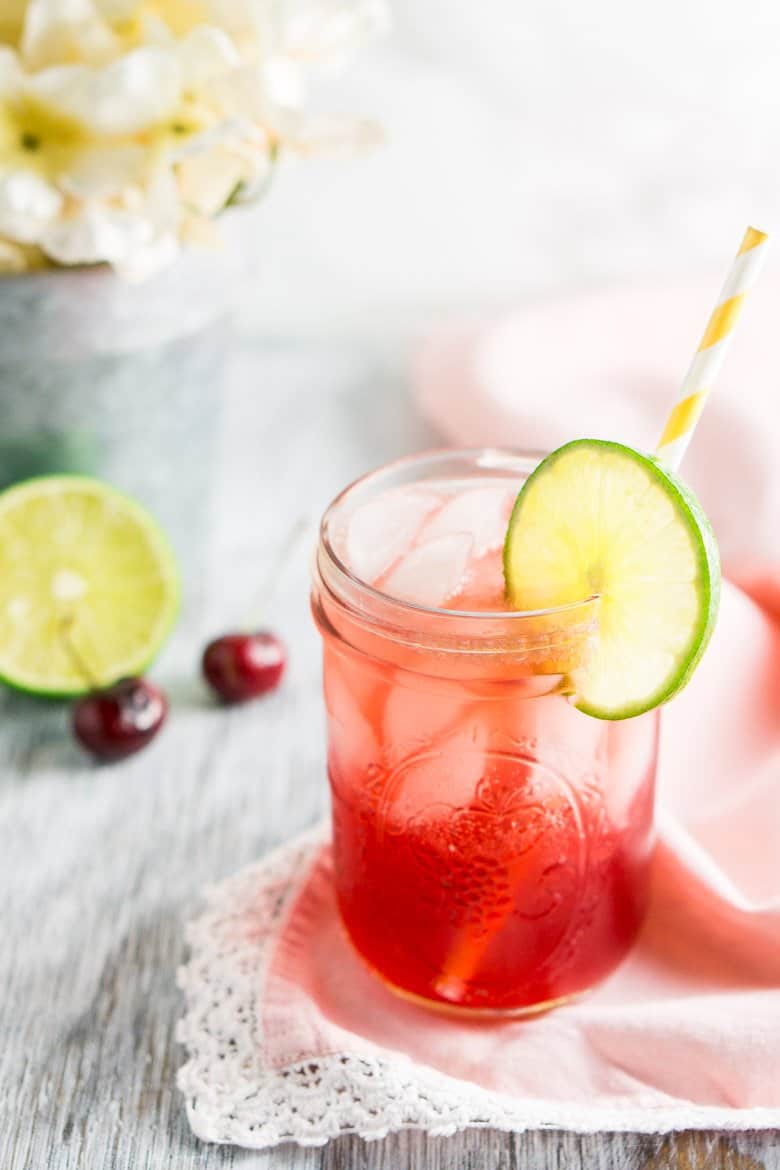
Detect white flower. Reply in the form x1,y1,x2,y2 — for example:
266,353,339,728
0,170,62,241
0,4,30,50
177,26,240,88
0,46,23,92
58,142,149,196
21,0,119,70
29,48,182,135
41,168,179,278
0,0,388,273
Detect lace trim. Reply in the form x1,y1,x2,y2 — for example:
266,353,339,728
177,826,780,1149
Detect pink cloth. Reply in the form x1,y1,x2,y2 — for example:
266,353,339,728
415,279,780,562
262,566,780,1119
259,289,780,1120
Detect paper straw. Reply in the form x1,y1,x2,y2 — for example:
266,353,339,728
434,227,770,1009
656,226,769,471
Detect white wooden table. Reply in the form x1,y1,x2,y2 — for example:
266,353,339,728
1,336,778,1170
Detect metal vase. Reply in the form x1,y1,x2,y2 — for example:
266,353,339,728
0,246,240,585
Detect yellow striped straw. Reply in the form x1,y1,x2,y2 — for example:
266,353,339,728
656,226,769,471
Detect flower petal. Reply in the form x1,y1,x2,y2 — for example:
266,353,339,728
57,143,151,197
262,56,306,111
29,47,182,135
179,207,222,249
0,170,63,243
280,0,389,70
40,202,153,264
0,3,30,50
287,111,384,156
21,0,119,70
177,25,240,89
96,0,210,34
201,65,264,121
0,236,36,272
40,163,179,269
203,2,263,55
92,0,142,18
116,230,179,280
176,144,247,216
0,47,23,96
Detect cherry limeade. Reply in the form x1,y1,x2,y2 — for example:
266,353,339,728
313,451,658,1014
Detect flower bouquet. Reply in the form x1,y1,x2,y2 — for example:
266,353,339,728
0,0,385,569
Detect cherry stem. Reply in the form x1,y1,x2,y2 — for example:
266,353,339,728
241,515,312,632
59,615,100,691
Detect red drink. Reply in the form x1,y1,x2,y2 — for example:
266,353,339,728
313,451,658,1015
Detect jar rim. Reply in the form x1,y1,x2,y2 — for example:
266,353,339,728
316,447,599,639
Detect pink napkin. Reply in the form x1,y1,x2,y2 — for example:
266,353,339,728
260,565,780,1122
256,283,780,1124
415,279,780,562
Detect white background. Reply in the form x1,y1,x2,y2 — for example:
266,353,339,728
235,0,780,345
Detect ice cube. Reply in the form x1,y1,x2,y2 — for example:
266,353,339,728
383,685,465,764
324,650,385,797
342,488,442,585
421,486,516,557
382,533,474,608
380,694,491,824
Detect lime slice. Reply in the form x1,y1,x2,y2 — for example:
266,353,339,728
503,439,720,720
0,476,179,697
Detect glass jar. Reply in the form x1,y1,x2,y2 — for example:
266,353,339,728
312,449,658,1016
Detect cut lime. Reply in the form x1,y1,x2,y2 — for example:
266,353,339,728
503,439,720,720
0,476,179,697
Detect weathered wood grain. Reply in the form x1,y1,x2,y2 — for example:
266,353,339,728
322,1130,780,1170
0,336,777,1169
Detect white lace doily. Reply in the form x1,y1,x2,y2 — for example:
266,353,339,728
176,827,780,1150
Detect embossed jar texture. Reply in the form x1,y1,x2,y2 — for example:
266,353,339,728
312,450,659,1015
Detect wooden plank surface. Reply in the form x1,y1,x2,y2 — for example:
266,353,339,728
1,337,777,1170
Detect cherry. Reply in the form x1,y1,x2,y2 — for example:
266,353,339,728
202,631,286,703
72,677,168,762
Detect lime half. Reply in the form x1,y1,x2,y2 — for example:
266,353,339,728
503,439,720,720
0,476,179,696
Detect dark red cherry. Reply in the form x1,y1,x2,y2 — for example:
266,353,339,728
72,677,168,761
201,632,286,703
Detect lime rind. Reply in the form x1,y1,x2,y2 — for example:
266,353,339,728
503,439,720,721
0,474,180,698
